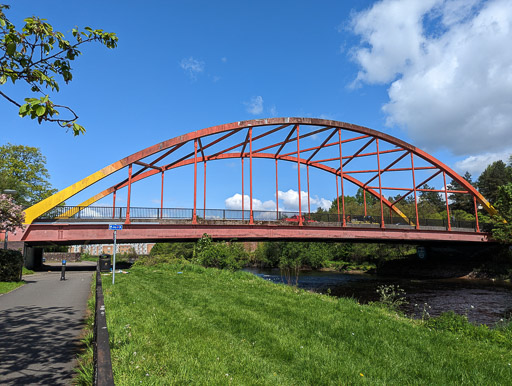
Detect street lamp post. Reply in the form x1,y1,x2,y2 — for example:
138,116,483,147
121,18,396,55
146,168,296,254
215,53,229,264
2,189,17,250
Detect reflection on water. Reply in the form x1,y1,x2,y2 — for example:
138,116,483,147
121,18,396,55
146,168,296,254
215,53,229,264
244,268,512,325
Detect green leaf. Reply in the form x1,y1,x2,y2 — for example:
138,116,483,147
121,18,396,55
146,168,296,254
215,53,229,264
35,105,46,117
6,42,16,56
18,104,29,116
72,122,86,136
0,75,6,85
0,18,5,28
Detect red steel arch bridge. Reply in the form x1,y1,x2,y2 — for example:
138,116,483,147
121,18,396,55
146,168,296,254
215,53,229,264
13,118,497,245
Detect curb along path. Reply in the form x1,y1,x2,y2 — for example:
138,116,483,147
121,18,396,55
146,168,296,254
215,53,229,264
0,264,94,385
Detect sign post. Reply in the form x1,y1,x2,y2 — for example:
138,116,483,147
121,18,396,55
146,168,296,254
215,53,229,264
109,225,123,284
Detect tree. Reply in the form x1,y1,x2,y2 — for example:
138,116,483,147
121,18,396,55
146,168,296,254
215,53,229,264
355,188,378,207
0,194,24,232
419,184,444,212
448,172,475,213
0,4,117,135
477,160,512,205
0,143,56,206
490,183,512,244
388,194,416,219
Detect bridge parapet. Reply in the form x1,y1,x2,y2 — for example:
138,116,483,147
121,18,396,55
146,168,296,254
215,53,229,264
32,205,485,233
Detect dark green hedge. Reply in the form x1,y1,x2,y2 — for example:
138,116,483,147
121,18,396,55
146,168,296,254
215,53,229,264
0,249,23,282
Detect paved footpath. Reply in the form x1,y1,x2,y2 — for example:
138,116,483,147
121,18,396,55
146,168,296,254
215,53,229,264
0,263,95,385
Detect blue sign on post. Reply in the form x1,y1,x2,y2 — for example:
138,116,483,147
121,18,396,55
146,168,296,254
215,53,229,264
109,224,122,284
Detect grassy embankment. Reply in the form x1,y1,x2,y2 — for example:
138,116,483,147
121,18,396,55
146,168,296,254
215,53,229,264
0,281,24,294
77,262,512,384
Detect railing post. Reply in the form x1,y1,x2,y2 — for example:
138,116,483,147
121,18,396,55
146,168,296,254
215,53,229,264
410,153,420,230
296,125,303,226
376,139,385,228
363,189,367,216
336,173,340,222
275,158,279,221
443,172,451,231
203,161,207,220
125,164,132,224
241,157,244,221
112,190,116,219
160,170,165,220
193,139,198,224
307,164,311,220
338,129,346,227
249,127,254,225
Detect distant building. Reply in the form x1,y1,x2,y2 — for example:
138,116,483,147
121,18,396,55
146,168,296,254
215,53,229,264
68,243,155,256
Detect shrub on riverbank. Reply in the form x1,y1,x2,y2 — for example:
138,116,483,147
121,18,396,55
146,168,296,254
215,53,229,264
78,263,512,384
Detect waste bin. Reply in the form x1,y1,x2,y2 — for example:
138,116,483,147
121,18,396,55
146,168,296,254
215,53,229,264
99,254,111,272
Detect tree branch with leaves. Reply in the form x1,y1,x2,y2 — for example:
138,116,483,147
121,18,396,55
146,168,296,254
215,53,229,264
0,4,117,135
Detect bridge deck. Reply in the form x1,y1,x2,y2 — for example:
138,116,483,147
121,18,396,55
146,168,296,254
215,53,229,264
13,220,490,245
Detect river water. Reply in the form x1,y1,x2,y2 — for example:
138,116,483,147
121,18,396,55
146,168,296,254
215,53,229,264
244,268,512,326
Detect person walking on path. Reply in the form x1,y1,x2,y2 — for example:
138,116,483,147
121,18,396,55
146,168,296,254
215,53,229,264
0,264,94,385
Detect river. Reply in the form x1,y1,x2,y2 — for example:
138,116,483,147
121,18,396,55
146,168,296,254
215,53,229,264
244,268,512,326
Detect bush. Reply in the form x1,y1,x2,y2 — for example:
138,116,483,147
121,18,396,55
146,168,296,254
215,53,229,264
150,242,194,260
0,249,23,281
194,234,248,271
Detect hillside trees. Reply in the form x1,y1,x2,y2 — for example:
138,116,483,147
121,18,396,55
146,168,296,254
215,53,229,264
0,4,117,134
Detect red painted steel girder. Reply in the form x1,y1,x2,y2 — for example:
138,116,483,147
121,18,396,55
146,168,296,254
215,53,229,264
24,117,498,224
15,223,491,244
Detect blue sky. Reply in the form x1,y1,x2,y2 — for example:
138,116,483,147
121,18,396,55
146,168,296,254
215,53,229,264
1,0,512,212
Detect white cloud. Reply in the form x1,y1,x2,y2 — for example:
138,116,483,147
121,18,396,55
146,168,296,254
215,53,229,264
455,150,511,176
221,57,228,63
180,57,205,80
244,96,264,115
225,193,275,211
349,0,512,156
225,190,331,213
269,105,278,117
278,189,331,211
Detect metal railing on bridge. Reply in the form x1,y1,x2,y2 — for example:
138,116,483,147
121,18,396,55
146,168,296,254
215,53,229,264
34,205,487,232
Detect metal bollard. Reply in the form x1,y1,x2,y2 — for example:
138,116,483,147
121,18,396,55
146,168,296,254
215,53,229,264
60,259,66,281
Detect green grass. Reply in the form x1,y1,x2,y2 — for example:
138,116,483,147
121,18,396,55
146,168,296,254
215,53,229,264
80,255,99,262
85,263,512,384
22,267,34,275
0,281,25,294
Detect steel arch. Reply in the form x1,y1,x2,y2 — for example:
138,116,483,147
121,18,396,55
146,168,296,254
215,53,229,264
23,117,497,225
